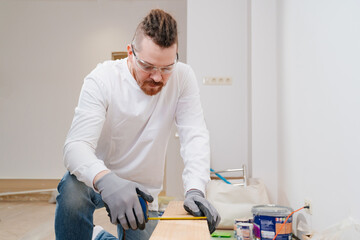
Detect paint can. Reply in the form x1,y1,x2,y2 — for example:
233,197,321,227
236,223,253,240
234,218,253,240
251,204,293,240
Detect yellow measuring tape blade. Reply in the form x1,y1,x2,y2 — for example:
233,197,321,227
148,216,207,220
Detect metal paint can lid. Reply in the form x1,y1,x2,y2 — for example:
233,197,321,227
251,204,293,217
235,218,252,223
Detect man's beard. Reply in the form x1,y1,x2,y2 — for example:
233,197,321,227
140,79,164,96
132,65,165,96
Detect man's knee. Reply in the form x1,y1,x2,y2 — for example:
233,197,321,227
56,172,93,209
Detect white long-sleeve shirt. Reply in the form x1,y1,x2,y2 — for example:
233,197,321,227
64,59,210,210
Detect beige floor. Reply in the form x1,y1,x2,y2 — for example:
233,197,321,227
0,201,235,240
0,201,117,240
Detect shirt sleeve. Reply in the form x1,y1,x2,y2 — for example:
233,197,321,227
63,71,110,190
175,66,210,196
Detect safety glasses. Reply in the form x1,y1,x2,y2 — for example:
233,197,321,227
131,44,178,74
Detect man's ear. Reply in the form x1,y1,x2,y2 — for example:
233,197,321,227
126,44,133,58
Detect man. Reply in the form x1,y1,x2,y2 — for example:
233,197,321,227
55,9,220,240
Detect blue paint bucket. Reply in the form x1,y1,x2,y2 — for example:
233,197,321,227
251,204,293,240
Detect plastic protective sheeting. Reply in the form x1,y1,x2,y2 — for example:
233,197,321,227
310,217,360,240
206,178,270,229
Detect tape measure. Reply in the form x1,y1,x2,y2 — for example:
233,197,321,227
138,196,207,221
138,195,149,221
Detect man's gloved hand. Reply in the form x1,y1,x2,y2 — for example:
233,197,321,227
183,189,221,233
94,172,153,230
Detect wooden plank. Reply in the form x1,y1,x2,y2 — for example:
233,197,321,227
0,179,60,193
150,201,210,240
111,51,127,60
0,179,60,201
0,179,166,201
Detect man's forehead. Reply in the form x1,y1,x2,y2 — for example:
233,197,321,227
136,38,177,65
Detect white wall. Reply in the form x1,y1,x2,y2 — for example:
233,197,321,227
187,0,250,173
252,0,360,233
0,0,187,179
165,0,250,200
250,0,278,203
276,0,360,232
251,0,360,233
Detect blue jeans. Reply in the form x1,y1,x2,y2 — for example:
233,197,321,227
55,172,158,240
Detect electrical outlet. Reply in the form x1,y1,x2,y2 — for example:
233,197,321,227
203,77,232,85
304,199,312,215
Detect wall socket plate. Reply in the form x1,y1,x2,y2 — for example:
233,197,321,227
304,199,312,215
203,77,232,85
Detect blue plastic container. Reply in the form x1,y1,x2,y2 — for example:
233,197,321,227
252,204,293,240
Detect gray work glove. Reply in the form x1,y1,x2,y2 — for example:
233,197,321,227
94,172,153,230
183,189,221,233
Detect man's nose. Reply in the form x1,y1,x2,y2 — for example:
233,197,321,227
150,69,162,82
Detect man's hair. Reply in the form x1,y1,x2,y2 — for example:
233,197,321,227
132,9,178,50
